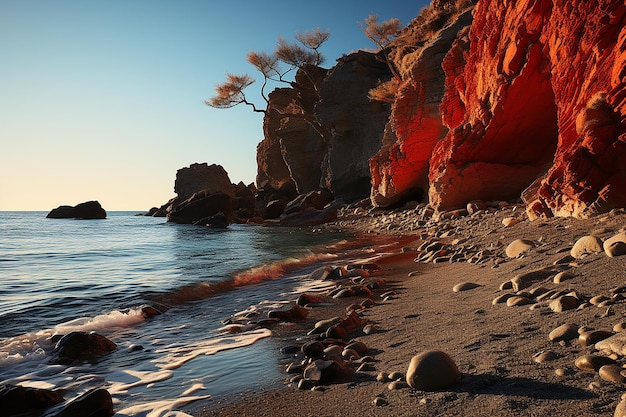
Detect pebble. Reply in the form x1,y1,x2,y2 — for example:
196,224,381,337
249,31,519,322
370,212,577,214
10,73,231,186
590,295,609,305
599,364,626,384
356,363,375,373
372,396,388,406
579,330,614,347
376,372,389,382
388,380,408,390
613,323,626,333
406,350,460,391
499,281,513,291
502,217,518,227
388,371,404,381
492,294,514,305
505,239,535,258
574,354,616,372
534,350,559,363
453,282,480,292
603,232,626,257
506,295,534,307
549,323,579,342
363,324,376,335
570,235,603,259
549,295,579,312
615,398,626,417
553,271,574,283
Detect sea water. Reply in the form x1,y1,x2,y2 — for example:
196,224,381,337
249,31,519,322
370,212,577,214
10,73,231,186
0,211,367,416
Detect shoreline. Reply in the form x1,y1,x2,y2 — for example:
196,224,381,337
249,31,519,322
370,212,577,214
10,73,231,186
191,203,626,416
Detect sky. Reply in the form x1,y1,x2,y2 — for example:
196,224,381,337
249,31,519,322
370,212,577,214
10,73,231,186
0,0,428,211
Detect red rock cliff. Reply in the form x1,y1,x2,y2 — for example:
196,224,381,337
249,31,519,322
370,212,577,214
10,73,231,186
429,0,626,218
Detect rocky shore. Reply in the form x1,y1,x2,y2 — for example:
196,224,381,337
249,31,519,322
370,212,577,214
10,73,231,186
192,202,626,416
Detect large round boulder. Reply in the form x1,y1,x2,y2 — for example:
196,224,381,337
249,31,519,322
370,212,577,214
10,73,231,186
406,350,460,391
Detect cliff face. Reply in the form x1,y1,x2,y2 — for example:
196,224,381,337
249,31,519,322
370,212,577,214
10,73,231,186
317,51,392,202
370,4,475,207
256,51,391,202
429,0,626,218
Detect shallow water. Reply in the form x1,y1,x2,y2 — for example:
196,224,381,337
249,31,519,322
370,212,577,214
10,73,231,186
0,211,364,416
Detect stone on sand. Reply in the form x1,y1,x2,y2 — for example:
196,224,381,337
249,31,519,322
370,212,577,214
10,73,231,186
406,350,460,391
505,239,535,258
452,282,480,292
549,323,579,342
599,364,625,384
604,232,626,257
575,355,616,372
596,333,626,356
570,235,603,259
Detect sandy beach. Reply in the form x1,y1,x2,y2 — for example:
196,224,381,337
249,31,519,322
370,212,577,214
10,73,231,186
191,203,626,416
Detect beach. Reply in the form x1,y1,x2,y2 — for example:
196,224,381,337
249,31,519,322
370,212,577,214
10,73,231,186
192,203,626,416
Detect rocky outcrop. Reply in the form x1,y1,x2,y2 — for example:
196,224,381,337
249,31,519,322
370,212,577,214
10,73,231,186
317,51,393,202
257,51,392,204
174,163,234,201
166,163,235,226
370,4,475,208
429,0,626,218
46,201,107,219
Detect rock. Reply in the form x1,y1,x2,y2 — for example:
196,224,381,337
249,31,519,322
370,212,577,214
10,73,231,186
264,199,287,219
505,239,535,258
534,350,559,363
50,388,113,417
50,332,117,365
549,296,580,313
596,333,626,356
167,190,233,226
345,341,368,356
373,396,388,406
301,341,325,359
579,330,614,347
506,296,533,307
549,323,579,342
492,294,514,305
296,293,323,306
502,217,519,227
46,201,107,219
174,163,235,201
267,303,309,322
303,359,347,383
604,233,626,257
406,350,460,391
614,323,626,333
510,267,556,291
570,236,603,259
376,372,389,382
599,364,626,384
575,355,616,372
616,398,626,417
553,271,574,283
452,282,480,292
388,380,408,390
0,384,64,416
370,7,474,208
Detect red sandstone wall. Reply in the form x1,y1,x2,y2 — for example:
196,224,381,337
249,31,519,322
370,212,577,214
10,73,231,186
429,0,626,218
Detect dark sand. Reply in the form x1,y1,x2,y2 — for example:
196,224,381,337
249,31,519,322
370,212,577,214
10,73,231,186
192,204,626,416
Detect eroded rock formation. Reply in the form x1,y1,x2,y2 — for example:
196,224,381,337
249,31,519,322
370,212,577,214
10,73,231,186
370,3,475,207
46,201,107,219
429,0,626,218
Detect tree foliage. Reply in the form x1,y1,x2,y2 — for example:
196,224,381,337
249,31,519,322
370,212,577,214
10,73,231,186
360,15,402,51
206,29,330,116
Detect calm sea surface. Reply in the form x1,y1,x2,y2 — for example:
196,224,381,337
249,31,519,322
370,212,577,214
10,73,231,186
0,211,358,416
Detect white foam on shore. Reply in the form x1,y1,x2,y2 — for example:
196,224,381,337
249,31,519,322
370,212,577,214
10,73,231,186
153,328,272,371
0,308,146,368
115,395,210,417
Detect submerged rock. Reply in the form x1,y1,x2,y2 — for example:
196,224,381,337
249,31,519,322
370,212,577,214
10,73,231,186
50,331,117,365
0,384,64,416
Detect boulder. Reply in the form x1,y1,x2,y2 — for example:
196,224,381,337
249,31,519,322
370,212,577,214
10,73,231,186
0,384,64,416
46,201,106,219
604,232,626,257
571,235,604,258
174,163,234,201
50,388,113,417
505,239,535,258
406,350,460,391
50,331,117,365
167,191,232,225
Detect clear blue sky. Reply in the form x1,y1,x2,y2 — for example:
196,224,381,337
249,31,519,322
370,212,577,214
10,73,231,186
0,0,427,210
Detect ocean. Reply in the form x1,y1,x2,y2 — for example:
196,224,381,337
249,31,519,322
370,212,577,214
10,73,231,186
0,211,368,416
